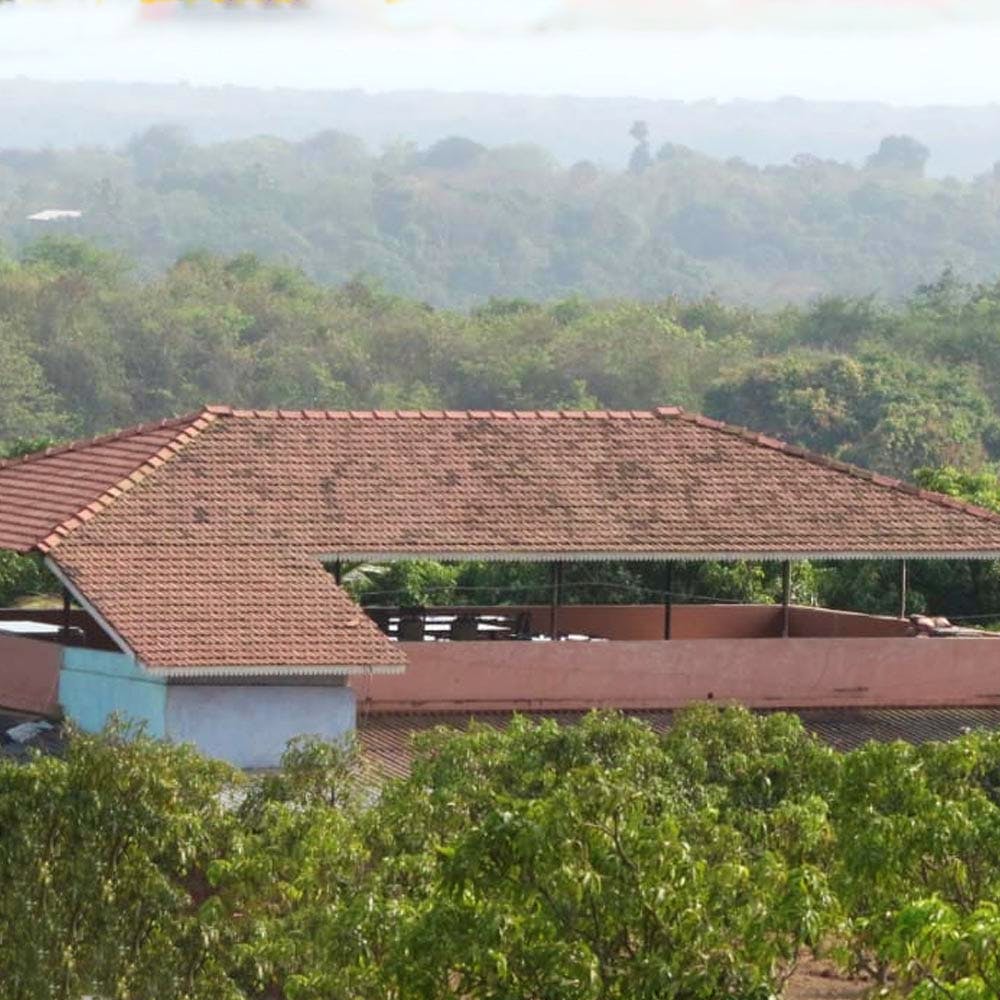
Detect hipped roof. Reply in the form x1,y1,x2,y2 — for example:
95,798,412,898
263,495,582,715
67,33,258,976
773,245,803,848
3,405,1000,670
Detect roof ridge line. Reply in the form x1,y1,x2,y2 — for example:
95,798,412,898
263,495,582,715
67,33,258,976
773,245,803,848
37,409,220,554
660,409,1000,527
213,405,663,420
0,411,205,471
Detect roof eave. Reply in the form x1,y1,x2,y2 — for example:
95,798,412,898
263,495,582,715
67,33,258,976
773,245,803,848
157,663,405,680
318,549,1000,563
44,556,138,660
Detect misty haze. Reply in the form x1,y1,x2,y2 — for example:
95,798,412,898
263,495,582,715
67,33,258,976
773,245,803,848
9,7,1000,999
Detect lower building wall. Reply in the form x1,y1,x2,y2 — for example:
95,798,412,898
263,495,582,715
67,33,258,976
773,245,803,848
352,636,1000,712
165,683,356,768
669,605,783,639
789,606,912,638
59,648,167,737
0,634,62,716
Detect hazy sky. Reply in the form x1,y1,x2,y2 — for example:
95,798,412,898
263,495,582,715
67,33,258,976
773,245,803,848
2,0,1000,103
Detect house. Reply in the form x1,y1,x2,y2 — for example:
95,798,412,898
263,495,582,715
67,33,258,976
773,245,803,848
2,405,1000,767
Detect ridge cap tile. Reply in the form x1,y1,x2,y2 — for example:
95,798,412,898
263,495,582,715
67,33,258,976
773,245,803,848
0,412,198,470
871,473,899,488
758,436,786,450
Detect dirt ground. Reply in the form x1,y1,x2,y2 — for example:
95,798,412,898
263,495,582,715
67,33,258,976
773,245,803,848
785,959,871,999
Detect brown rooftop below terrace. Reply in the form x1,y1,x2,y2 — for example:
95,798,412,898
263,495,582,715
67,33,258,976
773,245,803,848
359,708,1000,781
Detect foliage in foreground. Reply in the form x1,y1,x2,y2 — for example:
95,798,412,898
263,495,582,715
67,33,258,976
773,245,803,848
5,708,1000,997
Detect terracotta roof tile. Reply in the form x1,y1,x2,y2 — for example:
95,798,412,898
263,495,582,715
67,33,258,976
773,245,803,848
6,406,1000,671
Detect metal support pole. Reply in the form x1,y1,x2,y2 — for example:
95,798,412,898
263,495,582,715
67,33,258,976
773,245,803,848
333,559,342,585
61,586,72,643
781,560,792,638
899,559,908,619
550,562,563,640
664,562,674,640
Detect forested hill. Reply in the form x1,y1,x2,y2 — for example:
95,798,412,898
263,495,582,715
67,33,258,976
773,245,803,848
4,238,1000,484
4,125,1000,307
7,80,1000,178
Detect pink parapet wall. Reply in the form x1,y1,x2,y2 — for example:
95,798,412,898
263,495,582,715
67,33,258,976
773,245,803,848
351,635,1000,713
0,634,62,716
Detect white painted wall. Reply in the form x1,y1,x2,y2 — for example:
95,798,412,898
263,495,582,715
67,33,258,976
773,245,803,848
165,682,356,768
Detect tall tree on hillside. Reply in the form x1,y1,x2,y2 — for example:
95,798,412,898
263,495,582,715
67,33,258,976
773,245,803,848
865,134,930,175
628,120,652,175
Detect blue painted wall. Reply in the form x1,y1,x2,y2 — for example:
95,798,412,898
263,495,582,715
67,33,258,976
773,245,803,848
166,683,356,768
59,648,167,738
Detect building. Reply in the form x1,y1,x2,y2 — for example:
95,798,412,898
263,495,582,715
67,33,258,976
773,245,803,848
2,405,1000,767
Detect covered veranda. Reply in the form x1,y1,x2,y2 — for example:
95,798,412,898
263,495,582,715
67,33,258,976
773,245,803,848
352,557,929,645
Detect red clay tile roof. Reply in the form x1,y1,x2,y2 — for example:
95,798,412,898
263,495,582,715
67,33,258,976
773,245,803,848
51,547,403,674
5,405,1000,670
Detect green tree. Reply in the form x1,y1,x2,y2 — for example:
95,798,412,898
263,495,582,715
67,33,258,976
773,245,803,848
866,134,931,175
0,324,64,446
627,120,652,175
0,723,244,1000
706,350,998,476
831,732,1000,981
354,712,833,1000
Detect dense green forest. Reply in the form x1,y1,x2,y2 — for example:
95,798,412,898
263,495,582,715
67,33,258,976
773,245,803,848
5,235,1000,477
7,708,1000,999
6,124,1000,305
5,235,1000,621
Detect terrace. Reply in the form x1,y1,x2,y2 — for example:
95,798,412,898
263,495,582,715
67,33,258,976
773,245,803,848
349,594,1000,714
